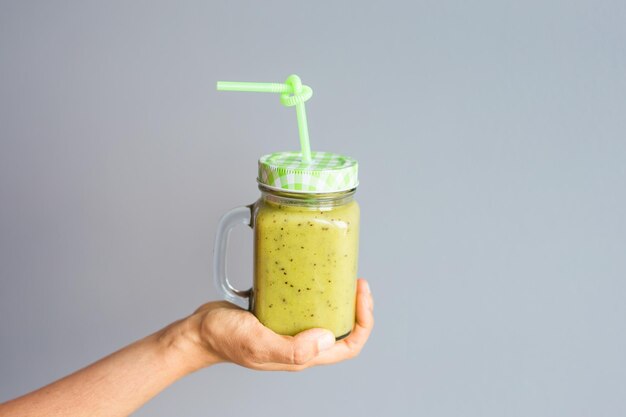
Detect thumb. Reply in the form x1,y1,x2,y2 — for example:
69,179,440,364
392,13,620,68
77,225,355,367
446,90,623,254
268,328,336,365
295,328,337,353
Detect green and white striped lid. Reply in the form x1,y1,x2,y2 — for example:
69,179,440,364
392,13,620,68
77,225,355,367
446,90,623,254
258,151,358,193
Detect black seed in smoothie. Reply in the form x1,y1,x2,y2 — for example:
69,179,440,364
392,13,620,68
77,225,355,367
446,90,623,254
301,246,304,249
310,314,314,317
284,281,288,284
306,287,311,291
290,258,293,262
269,304,273,308
298,289,301,292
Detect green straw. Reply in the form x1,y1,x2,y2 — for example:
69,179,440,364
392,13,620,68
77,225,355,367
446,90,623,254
217,74,313,163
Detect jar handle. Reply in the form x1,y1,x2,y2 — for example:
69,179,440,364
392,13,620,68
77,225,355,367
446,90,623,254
213,205,253,307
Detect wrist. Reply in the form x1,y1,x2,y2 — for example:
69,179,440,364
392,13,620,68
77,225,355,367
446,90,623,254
154,315,221,375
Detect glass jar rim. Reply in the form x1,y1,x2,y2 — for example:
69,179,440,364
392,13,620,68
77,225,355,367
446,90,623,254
258,182,356,197
258,183,356,205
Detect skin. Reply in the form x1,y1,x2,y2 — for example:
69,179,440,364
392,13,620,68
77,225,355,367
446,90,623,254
0,279,374,417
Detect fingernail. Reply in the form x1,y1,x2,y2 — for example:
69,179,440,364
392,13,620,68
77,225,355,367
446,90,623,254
317,333,335,351
363,281,371,294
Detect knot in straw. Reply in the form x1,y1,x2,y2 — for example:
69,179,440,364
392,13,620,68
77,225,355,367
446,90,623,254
280,74,313,107
216,74,313,163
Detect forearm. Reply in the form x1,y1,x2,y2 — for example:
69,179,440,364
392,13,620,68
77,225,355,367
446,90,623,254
0,287,374,416
0,318,212,417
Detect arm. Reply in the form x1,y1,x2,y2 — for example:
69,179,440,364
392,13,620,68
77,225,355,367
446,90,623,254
0,279,374,417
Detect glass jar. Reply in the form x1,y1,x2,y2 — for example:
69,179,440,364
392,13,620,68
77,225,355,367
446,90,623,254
213,152,360,339
252,185,359,338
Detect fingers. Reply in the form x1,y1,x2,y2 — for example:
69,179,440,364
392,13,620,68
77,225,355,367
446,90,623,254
199,279,374,371
353,278,375,339
305,279,375,366
251,280,373,369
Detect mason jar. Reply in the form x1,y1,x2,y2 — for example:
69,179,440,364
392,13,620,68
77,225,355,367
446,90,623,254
213,151,359,339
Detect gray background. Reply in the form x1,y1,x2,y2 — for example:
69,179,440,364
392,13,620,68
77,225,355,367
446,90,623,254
1,1,625,416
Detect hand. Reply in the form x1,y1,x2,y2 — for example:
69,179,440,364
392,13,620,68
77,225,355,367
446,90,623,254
182,279,374,371
0,282,373,417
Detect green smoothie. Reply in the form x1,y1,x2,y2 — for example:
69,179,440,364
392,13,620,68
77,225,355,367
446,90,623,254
252,198,360,338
